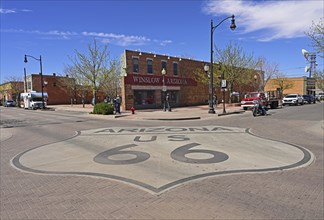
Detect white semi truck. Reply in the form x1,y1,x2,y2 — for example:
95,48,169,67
20,91,48,109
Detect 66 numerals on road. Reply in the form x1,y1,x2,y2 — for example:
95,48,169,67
93,135,229,165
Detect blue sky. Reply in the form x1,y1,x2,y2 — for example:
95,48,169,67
1,0,323,83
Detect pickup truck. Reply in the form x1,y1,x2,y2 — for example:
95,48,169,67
241,92,267,110
241,92,279,110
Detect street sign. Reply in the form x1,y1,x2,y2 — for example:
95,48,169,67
221,79,227,88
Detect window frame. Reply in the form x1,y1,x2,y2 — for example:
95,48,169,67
132,56,139,73
147,59,153,74
173,62,178,75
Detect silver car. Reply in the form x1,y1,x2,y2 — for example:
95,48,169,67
282,94,304,106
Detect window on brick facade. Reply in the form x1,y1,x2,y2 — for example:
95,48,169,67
173,62,178,75
161,61,167,73
133,57,139,73
147,59,153,74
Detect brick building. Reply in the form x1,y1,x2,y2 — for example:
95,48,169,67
25,74,71,104
120,50,209,110
25,74,104,105
265,77,316,96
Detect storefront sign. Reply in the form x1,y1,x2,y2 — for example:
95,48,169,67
125,75,197,86
306,78,316,86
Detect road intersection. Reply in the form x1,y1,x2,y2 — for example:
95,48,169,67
1,104,323,219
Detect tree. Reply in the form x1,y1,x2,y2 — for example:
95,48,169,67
271,72,294,99
305,18,324,57
58,66,91,106
255,56,280,92
215,41,255,103
313,69,324,91
66,39,111,104
100,59,122,99
193,68,210,87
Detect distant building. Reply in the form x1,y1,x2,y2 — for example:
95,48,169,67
25,74,105,105
265,77,316,96
0,74,105,106
0,81,24,104
25,73,72,105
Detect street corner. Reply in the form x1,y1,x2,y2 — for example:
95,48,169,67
11,126,314,194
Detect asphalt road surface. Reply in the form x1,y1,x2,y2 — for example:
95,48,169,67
1,103,323,220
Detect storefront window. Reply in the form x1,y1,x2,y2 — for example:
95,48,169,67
134,90,155,106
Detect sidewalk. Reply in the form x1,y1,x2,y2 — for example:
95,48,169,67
47,103,245,120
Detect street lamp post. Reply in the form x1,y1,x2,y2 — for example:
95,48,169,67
161,68,167,111
24,54,45,109
209,15,236,114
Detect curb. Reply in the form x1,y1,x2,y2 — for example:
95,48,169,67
146,116,201,121
218,110,245,116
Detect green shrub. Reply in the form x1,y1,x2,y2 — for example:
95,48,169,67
92,102,114,115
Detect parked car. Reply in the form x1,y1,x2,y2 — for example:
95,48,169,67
4,100,16,107
302,95,316,104
315,92,324,101
282,94,304,106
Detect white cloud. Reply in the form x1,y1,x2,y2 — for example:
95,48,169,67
160,40,173,46
82,31,172,47
20,9,32,12
0,8,16,14
0,8,32,14
203,0,323,41
82,31,151,46
46,30,78,36
1,28,172,47
1,29,77,39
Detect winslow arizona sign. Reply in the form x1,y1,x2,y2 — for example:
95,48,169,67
12,126,313,193
124,75,198,86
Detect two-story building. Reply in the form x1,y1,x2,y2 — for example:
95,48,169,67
120,50,209,110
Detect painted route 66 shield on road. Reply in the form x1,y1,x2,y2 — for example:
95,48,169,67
13,126,313,193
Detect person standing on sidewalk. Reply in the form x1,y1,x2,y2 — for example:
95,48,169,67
166,93,171,112
213,95,217,109
115,95,121,114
